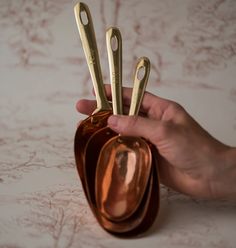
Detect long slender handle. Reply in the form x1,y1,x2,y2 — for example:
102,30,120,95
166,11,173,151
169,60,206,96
129,57,150,116
74,2,111,113
106,27,123,115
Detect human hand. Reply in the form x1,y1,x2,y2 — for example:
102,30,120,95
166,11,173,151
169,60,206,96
76,86,236,200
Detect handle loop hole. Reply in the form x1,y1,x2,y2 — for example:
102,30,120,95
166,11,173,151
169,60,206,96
80,10,89,25
137,66,145,80
111,35,118,51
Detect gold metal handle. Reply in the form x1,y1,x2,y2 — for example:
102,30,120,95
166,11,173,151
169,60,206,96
106,27,123,115
74,2,111,113
129,57,150,116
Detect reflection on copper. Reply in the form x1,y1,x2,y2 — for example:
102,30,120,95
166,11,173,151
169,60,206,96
82,126,160,236
93,143,159,236
96,136,152,221
74,111,111,197
83,126,117,207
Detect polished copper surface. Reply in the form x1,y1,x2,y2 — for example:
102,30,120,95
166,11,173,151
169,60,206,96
83,126,117,206
85,137,160,236
74,111,111,196
96,136,152,221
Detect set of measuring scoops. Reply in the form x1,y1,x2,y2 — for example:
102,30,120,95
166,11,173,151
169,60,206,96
74,2,160,236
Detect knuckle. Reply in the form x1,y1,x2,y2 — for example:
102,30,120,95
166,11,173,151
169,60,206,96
168,101,184,114
165,102,187,122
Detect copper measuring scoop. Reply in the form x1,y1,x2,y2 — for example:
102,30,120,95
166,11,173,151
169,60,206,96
84,57,159,236
96,57,152,221
82,26,123,212
74,2,112,198
73,2,160,236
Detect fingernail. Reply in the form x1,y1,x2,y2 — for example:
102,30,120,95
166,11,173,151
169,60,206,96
108,115,119,127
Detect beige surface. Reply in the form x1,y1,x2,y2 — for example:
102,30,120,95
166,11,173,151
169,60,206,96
0,0,236,247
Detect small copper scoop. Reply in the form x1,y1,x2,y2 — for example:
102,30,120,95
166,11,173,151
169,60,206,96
96,57,152,221
74,2,112,197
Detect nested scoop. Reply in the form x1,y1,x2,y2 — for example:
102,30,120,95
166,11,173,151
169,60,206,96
83,26,123,207
95,57,152,221
74,2,160,236
85,57,159,236
73,2,111,201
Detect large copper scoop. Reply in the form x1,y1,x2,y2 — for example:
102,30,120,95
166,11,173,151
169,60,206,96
74,2,112,198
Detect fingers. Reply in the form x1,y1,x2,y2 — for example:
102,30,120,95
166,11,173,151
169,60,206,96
78,84,174,120
107,115,160,143
76,99,97,115
75,97,135,116
99,84,172,119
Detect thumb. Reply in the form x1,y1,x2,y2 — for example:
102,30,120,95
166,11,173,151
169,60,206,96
107,115,159,142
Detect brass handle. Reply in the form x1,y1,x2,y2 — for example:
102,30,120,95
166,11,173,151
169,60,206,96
106,27,123,115
129,57,150,116
74,2,111,113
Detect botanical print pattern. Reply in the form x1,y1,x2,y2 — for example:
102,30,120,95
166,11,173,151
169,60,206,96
0,0,69,67
0,0,236,247
172,0,236,76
